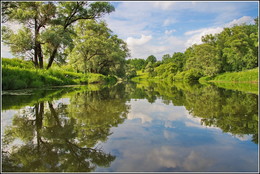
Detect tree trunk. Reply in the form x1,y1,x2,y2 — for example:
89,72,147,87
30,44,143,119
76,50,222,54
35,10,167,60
37,43,44,69
46,47,58,69
34,17,39,68
34,18,39,68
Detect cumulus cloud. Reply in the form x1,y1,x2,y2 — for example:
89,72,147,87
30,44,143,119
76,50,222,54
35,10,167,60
185,27,223,48
184,16,255,48
126,34,152,46
224,16,255,27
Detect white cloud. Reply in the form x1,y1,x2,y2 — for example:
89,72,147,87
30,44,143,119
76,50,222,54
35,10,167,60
224,16,255,27
165,29,177,35
153,1,176,10
126,34,152,46
127,112,153,124
184,16,255,48
185,27,223,48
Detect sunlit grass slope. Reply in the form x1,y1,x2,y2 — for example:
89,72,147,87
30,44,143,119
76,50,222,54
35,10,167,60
2,58,116,90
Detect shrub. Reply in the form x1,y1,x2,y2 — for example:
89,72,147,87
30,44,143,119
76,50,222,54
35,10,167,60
13,80,28,90
30,80,44,88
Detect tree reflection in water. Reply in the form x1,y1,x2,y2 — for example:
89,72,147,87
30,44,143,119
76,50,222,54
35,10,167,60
2,85,130,172
127,81,258,144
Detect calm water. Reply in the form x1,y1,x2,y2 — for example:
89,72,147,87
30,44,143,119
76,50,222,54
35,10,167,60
1,82,258,172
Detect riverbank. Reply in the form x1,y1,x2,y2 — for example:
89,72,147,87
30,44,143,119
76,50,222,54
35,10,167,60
200,67,258,83
199,68,258,94
131,68,258,94
2,58,117,90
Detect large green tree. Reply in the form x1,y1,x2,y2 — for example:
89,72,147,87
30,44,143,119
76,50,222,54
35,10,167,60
185,43,221,77
68,20,129,77
2,1,115,69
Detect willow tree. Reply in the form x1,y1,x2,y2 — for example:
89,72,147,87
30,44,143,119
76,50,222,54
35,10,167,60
2,1,115,69
68,20,129,77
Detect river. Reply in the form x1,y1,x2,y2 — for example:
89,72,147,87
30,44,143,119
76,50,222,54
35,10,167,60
1,82,258,172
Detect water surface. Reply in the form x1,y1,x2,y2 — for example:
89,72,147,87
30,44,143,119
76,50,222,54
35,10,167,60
2,82,258,172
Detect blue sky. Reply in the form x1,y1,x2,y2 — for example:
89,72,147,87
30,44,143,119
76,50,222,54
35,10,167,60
1,1,258,60
103,1,258,60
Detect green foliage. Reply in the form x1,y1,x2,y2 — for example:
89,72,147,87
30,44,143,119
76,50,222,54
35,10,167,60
125,64,137,79
68,20,129,77
2,1,115,69
154,62,178,80
220,25,258,71
2,58,34,69
185,43,221,77
146,55,157,64
129,18,258,83
172,71,186,81
126,58,146,70
145,62,155,77
183,68,203,81
161,54,171,63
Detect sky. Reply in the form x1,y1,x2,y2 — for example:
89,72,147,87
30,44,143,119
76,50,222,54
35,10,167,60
103,1,258,60
1,1,259,60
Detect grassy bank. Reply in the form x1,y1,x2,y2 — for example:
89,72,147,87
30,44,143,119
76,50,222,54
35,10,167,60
131,67,258,94
199,67,258,94
209,67,258,83
2,58,117,90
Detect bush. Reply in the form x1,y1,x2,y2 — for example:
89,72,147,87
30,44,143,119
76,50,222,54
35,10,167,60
183,69,203,82
30,80,44,88
13,80,28,89
87,73,106,84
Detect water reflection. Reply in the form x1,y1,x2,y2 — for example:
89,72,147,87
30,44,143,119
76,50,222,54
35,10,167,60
2,82,258,172
2,85,129,172
127,81,258,144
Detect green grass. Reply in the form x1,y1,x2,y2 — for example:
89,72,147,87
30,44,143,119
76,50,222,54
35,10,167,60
210,67,258,83
199,67,259,94
131,70,149,82
2,58,117,90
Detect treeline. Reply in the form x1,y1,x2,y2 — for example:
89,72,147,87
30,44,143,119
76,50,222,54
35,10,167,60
128,17,258,82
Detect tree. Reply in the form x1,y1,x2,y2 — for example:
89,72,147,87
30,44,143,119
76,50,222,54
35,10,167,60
184,43,221,77
171,52,186,72
161,54,171,64
126,58,146,70
146,55,157,64
68,20,129,77
145,62,155,77
221,24,258,71
2,2,115,69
